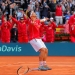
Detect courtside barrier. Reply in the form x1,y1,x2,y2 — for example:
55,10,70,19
0,42,75,56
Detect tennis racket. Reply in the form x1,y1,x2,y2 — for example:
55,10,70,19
17,66,39,75
17,66,30,75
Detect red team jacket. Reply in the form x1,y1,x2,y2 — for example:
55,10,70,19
55,6,62,16
12,17,28,43
68,15,75,42
39,22,46,37
69,24,75,42
70,24,75,36
1,22,11,43
8,20,15,28
68,15,75,25
12,17,27,34
45,22,56,42
27,19,41,41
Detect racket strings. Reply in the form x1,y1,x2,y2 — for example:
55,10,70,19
17,66,39,75
17,66,29,75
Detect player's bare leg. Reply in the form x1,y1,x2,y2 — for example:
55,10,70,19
43,48,48,65
43,48,48,61
39,48,45,66
39,48,46,60
38,48,47,71
39,48,51,70
43,48,51,70
39,48,48,66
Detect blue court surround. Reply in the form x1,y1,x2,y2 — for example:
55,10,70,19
0,42,75,56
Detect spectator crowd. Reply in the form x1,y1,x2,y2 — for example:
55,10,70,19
0,0,75,43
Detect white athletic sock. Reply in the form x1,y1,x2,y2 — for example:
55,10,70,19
43,61,47,66
39,61,43,66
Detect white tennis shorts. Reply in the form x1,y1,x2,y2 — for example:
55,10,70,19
29,39,47,52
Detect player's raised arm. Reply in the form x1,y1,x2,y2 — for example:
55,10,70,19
9,15,18,25
21,11,28,20
40,17,49,22
2,12,6,23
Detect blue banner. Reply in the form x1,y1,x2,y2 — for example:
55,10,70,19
0,42,75,56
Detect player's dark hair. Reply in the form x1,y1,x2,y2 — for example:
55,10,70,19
27,11,35,18
27,11,31,18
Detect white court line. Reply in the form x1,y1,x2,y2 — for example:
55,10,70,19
16,62,75,64
0,64,75,67
0,62,75,67
0,62,75,64
0,62,75,63
16,62,75,63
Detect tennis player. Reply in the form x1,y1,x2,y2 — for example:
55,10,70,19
27,11,51,71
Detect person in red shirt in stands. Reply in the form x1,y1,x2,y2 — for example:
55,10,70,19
64,18,70,34
1,16,11,43
39,22,47,42
27,11,51,71
8,18,14,28
0,19,2,41
10,14,28,43
69,22,75,43
45,17,56,43
69,21,75,43
40,22,45,37
68,11,75,26
68,11,75,43
55,2,63,26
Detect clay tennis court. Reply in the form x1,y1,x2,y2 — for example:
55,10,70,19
0,56,75,75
